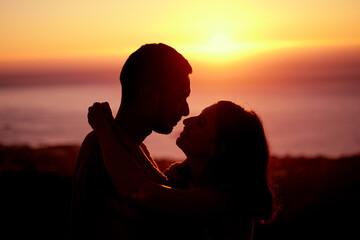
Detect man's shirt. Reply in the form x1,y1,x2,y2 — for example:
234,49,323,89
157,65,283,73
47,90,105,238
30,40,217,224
70,128,170,240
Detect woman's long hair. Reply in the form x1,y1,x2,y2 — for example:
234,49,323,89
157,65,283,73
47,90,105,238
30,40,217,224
204,101,274,222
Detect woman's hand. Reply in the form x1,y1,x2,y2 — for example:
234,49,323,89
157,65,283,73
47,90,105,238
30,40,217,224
88,102,114,131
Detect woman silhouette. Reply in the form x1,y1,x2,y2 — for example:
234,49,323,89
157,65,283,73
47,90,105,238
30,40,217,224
88,100,274,240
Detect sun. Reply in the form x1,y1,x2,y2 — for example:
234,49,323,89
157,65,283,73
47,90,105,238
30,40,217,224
202,33,240,55
181,33,260,63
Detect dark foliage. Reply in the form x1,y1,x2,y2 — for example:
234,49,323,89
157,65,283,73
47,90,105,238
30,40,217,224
0,171,72,240
0,145,359,239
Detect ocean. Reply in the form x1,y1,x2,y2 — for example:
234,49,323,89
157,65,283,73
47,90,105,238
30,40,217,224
1,77,359,160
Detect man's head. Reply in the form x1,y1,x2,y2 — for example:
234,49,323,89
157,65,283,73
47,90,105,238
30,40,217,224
120,43,192,134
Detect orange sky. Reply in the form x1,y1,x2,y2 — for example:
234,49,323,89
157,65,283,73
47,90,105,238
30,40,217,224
1,0,360,64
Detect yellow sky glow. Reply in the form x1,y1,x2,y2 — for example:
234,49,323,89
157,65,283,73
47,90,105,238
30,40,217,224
1,0,359,63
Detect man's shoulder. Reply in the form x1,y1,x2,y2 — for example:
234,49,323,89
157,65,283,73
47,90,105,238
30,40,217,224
81,131,104,152
76,131,102,168
82,131,99,146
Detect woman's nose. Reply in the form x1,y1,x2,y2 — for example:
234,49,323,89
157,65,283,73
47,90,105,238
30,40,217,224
183,116,195,126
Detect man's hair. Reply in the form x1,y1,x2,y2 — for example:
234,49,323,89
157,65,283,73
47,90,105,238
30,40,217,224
120,43,192,105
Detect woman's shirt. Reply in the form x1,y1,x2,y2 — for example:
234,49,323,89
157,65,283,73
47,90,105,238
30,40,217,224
164,160,254,240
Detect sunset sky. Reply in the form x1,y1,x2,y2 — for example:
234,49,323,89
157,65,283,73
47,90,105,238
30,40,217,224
1,0,359,64
1,0,360,158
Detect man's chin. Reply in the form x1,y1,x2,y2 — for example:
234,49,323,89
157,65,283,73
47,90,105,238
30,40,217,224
154,126,173,135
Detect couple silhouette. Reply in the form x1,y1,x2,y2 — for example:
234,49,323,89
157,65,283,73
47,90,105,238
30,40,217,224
70,43,274,240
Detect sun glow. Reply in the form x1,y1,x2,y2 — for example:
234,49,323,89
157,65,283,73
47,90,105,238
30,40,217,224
179,33,245,63
1,1,359,64
202,33,240,54
181,33,268,64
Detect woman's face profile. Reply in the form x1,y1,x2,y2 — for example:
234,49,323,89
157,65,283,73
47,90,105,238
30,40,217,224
176,104,217,158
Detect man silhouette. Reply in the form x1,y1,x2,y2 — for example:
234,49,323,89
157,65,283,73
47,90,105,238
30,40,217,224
70,43,192,239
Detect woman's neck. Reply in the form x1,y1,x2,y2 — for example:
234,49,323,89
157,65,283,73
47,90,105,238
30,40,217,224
187,156,210,187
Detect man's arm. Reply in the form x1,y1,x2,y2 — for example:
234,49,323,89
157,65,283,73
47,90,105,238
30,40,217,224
89,104,236,219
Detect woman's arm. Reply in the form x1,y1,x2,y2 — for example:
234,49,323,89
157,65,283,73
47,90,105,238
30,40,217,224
88,102,235,218
88,102,148,198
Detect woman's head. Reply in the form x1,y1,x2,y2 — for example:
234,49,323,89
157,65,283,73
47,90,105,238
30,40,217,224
176,104,218,158
213,101,273,220
177,100,274,221
177,101,268,164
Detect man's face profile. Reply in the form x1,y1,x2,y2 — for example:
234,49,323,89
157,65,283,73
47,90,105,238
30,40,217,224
152,74,191,134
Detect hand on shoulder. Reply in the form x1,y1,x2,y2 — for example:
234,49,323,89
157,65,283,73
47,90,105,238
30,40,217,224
88,102,114,131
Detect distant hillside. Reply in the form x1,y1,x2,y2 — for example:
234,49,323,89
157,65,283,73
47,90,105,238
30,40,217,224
0,144,360,239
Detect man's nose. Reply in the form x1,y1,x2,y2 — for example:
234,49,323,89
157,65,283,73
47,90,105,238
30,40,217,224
182,101,190,117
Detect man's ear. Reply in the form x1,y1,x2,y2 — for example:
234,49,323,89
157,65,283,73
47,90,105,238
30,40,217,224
137,85,160,114
145,88,160,108
136,85,155,105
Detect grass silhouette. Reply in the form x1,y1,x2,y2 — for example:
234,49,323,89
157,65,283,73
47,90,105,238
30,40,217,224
0,144,359,239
